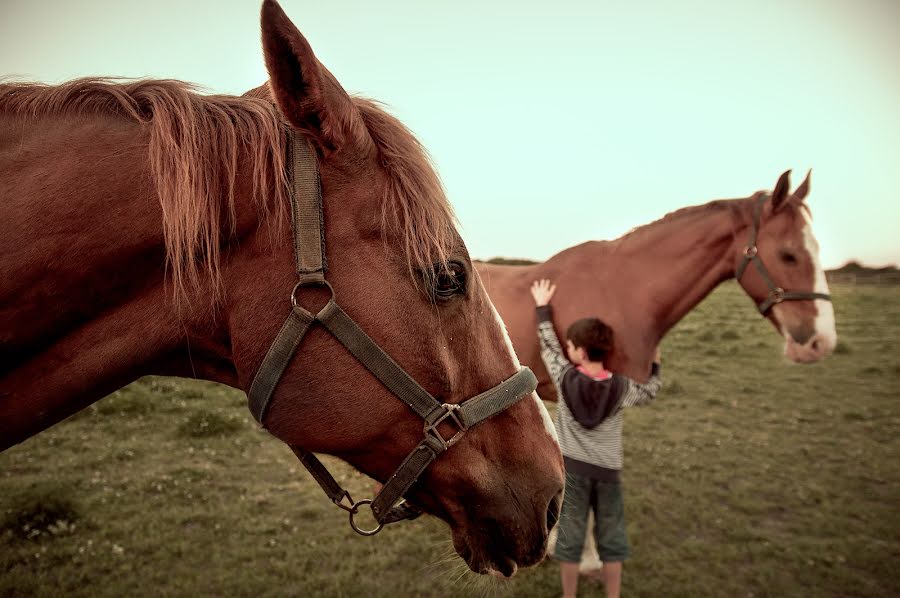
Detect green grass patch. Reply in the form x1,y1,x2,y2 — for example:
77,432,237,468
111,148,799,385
1,282,898,597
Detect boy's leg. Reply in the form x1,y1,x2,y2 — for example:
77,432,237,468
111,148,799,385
600,561,622,598
554,472,592,598
560,562,580,598
592,480,630,598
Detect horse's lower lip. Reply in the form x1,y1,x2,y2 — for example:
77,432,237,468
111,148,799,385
487,561,518,577
459,541,523,577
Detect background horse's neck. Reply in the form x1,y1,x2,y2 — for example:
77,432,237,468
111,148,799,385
613,200,745,343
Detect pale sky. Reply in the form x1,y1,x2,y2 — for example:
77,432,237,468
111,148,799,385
2,0,898,268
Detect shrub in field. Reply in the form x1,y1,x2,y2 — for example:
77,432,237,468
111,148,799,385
720,329,740,340
93,387,155,416
1,486,80,541
177,411,243,438
665,380,684,396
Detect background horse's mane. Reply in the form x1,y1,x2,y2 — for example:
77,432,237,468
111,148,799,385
624,199,736,237
0,77,456,298
618,189,813,249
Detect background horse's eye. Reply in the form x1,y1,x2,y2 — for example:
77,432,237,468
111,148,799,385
433,262,466,299
779,251,799,265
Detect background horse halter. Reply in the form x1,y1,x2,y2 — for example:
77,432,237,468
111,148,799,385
248,130,538,535
736,192,832,315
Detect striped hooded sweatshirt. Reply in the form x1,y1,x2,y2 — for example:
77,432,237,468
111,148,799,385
536,305,662,481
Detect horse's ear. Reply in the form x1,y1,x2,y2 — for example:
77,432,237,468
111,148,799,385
260,0,365,151
771,169,792,212
794,169,811,202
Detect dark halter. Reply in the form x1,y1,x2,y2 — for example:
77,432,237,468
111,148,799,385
247,129,538,536
736,194,832,316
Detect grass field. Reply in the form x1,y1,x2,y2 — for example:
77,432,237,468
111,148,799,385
2,282,898,597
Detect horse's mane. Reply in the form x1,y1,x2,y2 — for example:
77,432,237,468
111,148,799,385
0,77,456,298
352,97,456,281
617,198,743,248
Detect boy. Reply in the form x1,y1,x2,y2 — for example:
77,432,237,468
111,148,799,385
530,279,661,598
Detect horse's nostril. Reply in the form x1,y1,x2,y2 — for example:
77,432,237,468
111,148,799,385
547,490,562,531
811,339,820,352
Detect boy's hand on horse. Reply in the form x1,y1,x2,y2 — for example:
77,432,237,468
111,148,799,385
530,279,556,306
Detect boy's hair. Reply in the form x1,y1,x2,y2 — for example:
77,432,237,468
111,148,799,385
566,317,614,362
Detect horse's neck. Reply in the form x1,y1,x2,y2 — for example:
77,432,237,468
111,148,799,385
0,115,243,448
612,203,741,342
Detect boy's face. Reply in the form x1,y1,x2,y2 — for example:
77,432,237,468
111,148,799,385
566,339,587,365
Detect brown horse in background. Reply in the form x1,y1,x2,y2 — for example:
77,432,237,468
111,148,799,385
479,171,836,402
0,0,563,576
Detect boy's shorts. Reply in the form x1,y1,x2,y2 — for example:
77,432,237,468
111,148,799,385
553,471,630,563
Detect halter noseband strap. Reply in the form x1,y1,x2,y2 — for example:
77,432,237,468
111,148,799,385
247,129,537,535
735,194,831,315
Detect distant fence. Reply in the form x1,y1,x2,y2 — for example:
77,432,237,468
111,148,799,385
826,272,900,285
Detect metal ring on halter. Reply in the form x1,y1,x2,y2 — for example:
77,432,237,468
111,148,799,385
291,278,335,308
770,287,785,303
348,499,384,536
743,245,758,258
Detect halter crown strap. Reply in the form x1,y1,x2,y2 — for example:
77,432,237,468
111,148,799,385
735,194,832,315
289,132,326,278
247,128,537,535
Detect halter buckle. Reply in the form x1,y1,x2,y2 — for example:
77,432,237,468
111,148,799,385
424,403,467,450
743,245,758,258
770,287,785,303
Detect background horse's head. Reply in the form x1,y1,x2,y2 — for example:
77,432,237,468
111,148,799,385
734,170,836,363
227,1,563,575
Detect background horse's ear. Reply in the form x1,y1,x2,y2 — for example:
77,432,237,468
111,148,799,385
794,169,812,202
260,0,366,151
771,169,792,212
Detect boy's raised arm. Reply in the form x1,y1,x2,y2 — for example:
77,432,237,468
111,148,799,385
531,279,570,384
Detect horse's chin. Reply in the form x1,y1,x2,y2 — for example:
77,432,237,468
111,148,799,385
450,522,546,578
783,338,827,363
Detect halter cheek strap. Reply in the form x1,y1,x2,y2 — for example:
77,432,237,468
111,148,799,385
735,194,832,315
247,129,537,535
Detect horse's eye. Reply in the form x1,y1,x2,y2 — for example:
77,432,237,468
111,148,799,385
780,251,798,265
432,261,466,300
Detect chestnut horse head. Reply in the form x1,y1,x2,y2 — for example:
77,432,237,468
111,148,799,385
733,170,836,362
0,0,562,576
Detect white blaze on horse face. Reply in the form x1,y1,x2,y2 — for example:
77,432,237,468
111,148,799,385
487,298,559,444
800,210,837,349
